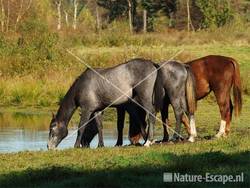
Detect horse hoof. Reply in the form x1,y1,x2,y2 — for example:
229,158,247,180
144,140,152,147
74,143,81,148
161,138,169,143
215,132,227,138
151,139,157,144
115,144,122,147
188,136,195,143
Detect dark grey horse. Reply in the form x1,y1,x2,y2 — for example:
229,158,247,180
80,60,197,146
155,60,197,142
47,58,159,150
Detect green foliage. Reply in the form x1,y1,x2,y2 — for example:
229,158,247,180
97,0,128,22
196,0,233,28
18,18,60,61
97,0,177,32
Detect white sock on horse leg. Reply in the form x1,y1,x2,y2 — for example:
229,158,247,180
215,120,226,137
190,116,197,137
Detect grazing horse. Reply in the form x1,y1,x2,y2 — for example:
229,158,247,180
186,55,242,137
80,60,197,146
155,60,197,142
47,58,159,150
128,55,242,142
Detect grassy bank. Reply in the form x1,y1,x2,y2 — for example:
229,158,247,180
0,94,250,187
0,42,250,107
0,134,249,187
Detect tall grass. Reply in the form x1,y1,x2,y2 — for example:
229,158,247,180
0,18,250,107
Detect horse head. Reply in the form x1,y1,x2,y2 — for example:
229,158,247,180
47,113,68,150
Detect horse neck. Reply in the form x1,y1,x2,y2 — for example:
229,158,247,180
56,96,77,127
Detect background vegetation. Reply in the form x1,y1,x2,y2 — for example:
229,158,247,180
0,0,250,107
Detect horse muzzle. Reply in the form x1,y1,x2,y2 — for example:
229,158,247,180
47,139,58,150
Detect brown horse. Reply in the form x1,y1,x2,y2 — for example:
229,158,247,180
129,55,242,141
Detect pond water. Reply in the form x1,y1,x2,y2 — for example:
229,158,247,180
0,111,162,153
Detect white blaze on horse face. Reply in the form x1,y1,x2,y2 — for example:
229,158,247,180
215,120,226,138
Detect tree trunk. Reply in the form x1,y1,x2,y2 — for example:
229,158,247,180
73,0,78,30
64,10,69,27
143,9,147,33
15,0,32,31
56,0,62,30
15,0,24,31
0,0,5,32
127,0,133,33
95,1,100,32
6,0,9,32
186,0,194,32
186,0,190,32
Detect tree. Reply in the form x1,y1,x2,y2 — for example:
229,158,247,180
195,0,233,28
186,0,194,32
143,8,147,33
95,0,100,32
0,0,33,32
15,0,33,31
73,0,78,29
127,0,133,33
0,0,4,32
55,0,62,30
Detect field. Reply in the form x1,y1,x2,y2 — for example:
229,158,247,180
0,28,250,187
0,127,249,187
0,86,249,187
1,31,250,107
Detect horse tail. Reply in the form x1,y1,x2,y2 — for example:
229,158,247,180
185,65,197,115
231,59,242,117
153,63,165,112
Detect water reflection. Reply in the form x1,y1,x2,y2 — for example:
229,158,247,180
0,111,143,153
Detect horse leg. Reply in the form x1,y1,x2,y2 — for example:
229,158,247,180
140,102,156,147
126,104,147,142
187,114,197,142
74,109,92,148
225,99,233,135
95,112,104,147
161,102,169,142
129,106,146,145
181,114,191,136
115,108,125,146
214,91,231,138
170,102,183,142
144,111,156,146
135,86,156,147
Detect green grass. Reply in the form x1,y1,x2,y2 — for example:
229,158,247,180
0,135,249,187
0,95,249,187
0,43,250,107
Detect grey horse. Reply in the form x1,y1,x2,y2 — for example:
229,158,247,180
155,60,197,142
80,60,197,147
47,58,159,150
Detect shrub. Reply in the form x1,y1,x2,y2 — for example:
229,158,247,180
196,0,233,28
